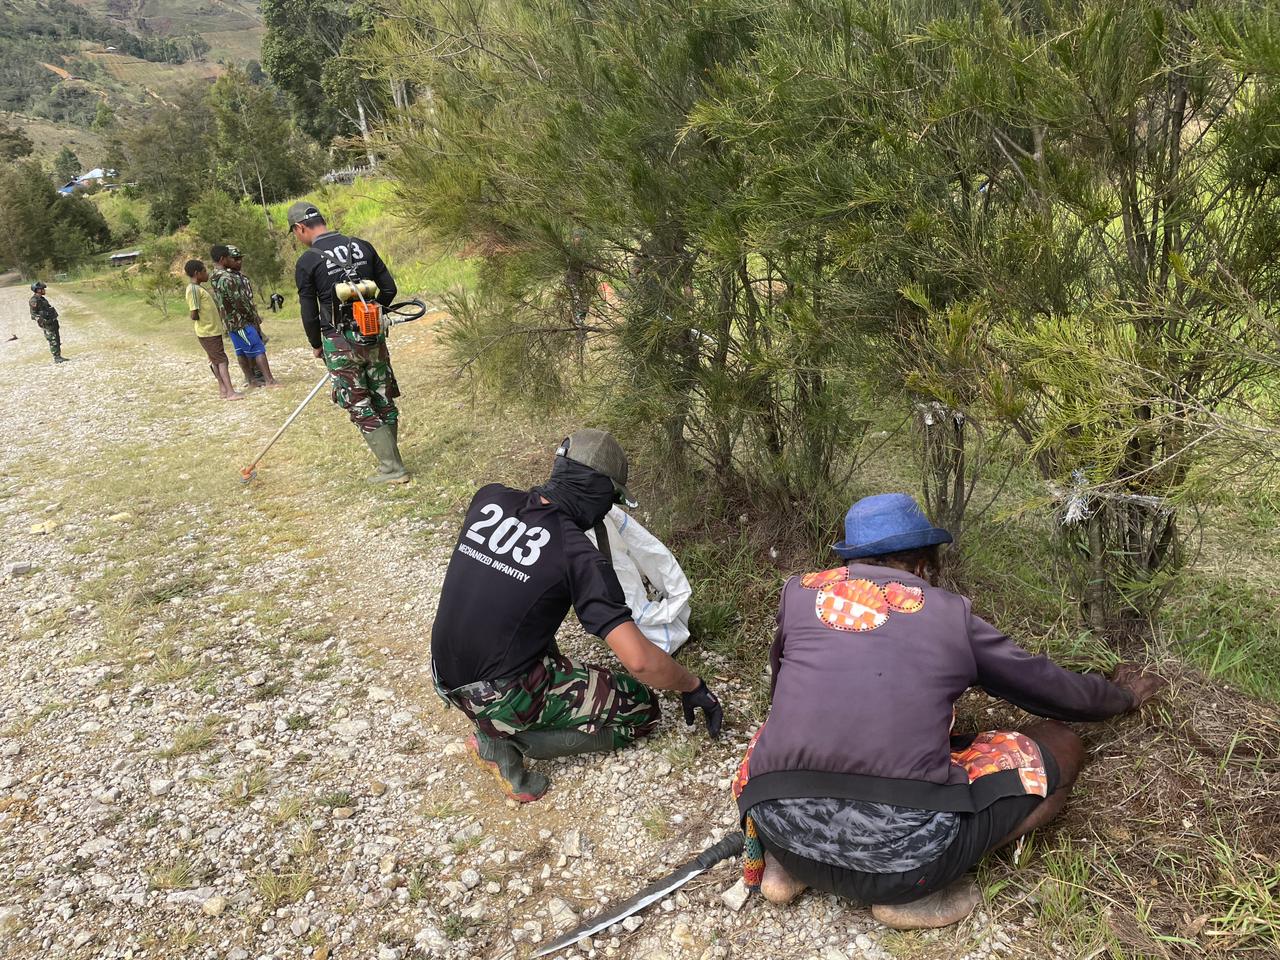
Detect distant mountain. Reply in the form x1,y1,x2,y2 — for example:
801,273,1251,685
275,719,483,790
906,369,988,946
1,0,263,163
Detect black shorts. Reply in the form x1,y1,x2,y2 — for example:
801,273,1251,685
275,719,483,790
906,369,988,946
755,738,1061,905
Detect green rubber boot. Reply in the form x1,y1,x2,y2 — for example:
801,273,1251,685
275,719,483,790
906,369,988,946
510,727,617,760
362,425,409,484
466,731,548,803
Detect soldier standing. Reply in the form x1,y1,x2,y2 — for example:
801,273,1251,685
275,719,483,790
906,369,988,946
288,201,408,484
29,282,66,363
210,244,280,389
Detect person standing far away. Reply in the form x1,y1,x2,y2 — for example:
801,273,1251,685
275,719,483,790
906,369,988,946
288,201,408,484
210,244,280,389
732,493,1163,929
28,281,66,363
184,259,244,401
430,429,724,804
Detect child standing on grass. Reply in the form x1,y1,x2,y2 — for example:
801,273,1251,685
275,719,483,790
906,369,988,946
185,260,244,401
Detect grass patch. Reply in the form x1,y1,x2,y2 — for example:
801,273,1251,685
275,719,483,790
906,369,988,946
148,859,198,891
252,868,315,908
157,722,219,759
1167,579,1280,702
251,680,287,701
289,826,322,860
225,767,270,806
316,789,353,809
1203,836,1280,950
269,796,305,826
443,914,468,941
639,808,670,841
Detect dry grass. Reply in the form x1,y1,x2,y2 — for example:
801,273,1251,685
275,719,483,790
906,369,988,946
157,722,219,759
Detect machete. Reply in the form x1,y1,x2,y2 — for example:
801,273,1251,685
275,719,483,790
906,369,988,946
532,832,744,958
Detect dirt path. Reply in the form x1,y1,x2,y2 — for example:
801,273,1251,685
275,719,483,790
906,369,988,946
1,282,1237,960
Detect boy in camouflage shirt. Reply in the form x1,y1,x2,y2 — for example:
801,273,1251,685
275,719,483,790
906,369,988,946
210,244,280,389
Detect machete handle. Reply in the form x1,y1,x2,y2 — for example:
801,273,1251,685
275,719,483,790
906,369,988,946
694,832,744,870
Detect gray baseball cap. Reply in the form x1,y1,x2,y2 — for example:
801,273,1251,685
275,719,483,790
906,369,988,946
286,201,324,228
556,429,637,508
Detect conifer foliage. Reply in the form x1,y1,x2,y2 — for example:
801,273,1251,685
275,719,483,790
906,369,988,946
373,0,1280,634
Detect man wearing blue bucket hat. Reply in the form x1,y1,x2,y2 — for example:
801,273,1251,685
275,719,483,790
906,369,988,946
730,493,1161,929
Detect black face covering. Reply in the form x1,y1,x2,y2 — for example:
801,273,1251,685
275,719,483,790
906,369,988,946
536,456,617,530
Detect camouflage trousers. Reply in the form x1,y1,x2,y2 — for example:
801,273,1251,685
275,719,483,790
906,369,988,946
40,323,61,358
321,330,400,433
439,650,661,750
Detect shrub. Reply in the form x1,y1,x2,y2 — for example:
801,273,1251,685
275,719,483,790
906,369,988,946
188,189,287,288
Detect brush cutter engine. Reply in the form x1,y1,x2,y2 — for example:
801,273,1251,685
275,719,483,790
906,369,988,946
334,278,384,345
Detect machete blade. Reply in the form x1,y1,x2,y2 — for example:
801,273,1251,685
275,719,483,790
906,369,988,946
531,832,744,958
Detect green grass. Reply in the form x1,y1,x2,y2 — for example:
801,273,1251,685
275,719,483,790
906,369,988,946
1165,578,1280,702
147,858,199,891
225,767,270,806
157,722,219,759
252,868,315,908
316,790,354,810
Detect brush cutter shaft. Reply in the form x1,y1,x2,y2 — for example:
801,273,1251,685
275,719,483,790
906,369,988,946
244,371,330,475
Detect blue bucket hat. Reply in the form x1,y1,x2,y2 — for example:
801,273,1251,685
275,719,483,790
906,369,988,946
832,493,953,559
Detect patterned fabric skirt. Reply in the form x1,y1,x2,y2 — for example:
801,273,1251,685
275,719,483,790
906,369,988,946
732,727,1050,890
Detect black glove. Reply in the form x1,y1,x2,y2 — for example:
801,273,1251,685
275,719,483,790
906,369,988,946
681,678,723,739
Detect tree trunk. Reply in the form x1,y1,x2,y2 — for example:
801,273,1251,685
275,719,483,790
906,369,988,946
356,100,376,168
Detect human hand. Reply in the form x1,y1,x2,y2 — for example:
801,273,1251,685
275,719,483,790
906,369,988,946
681,678,723,739
313,347,323,359
1112,663,1164,711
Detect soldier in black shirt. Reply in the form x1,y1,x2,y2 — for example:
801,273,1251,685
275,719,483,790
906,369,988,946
431,429,724,803
288,201,408,484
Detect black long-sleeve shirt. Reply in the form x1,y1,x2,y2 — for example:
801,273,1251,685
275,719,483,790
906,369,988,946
294,231,397,349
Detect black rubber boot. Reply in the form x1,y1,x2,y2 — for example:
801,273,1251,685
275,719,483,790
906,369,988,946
466,732,548,803
510,727,617,760
361,425,409,484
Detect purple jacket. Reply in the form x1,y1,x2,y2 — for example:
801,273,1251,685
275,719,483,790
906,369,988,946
739,564,1133,814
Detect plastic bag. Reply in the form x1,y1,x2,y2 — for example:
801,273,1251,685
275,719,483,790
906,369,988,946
587,506,692,653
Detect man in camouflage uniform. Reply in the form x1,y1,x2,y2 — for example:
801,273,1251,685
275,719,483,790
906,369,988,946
28,282,66,363
430,429,724,803
289,201,408,484
210,244,279,389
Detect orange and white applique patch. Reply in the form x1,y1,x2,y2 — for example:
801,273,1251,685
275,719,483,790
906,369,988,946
816,578,890,632
801,566,849,590
884,581,925,613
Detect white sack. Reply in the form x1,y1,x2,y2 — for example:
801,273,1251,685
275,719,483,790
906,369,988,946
586,506,692,653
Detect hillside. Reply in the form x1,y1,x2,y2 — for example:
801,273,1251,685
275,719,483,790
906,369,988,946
1,0,262,165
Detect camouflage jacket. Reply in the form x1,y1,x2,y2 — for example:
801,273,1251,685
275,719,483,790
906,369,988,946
209,267,260,332
29,294,58,326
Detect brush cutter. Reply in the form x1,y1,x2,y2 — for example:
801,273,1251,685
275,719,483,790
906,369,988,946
238,298,429,484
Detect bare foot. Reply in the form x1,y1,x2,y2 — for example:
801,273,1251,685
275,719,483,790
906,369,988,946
224,391,246,401
265,381,285,389
871,877,980,930
761,850,807,905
